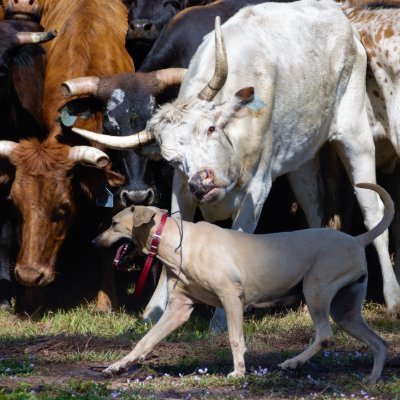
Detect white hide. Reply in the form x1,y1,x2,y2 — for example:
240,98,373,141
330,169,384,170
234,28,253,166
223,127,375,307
143,0,400,319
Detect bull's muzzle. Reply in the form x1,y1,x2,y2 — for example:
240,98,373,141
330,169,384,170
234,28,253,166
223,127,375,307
120,188,155,206
14,264,55,287
128,19,158,41
188,169,216,201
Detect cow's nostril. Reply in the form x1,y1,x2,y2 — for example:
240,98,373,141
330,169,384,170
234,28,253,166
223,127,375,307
33,273,44,286
143,22,153,31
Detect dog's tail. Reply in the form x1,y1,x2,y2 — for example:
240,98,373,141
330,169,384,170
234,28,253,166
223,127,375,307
355,183,394,247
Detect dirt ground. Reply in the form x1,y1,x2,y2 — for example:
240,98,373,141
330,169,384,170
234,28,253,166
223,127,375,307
1,328,400,399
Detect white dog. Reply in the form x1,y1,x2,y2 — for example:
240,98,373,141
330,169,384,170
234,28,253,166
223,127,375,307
94,183,392,384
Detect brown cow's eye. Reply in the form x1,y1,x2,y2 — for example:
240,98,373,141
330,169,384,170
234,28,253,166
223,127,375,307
207,126,215,136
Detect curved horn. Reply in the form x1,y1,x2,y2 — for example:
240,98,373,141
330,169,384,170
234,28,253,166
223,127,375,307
61,77,100,98
154,68,187,93
0,141,17,159
68,146,109,168
197,16,228,101
16,30,57,45
72,127,155,150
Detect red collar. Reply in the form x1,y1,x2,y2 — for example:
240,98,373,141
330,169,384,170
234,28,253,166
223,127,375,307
134,213,168,298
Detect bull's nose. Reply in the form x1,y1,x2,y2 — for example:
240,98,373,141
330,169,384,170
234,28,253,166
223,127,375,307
14,266,46,287
188,181,208,200
130,19,155,32
120,188,155,206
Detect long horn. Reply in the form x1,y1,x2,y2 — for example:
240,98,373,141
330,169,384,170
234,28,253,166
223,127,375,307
197,16,228,101
16,30,57,45
61,77,100,98
154,68,187,93
68,146,109,168
72,127,155,150
0,141,17,159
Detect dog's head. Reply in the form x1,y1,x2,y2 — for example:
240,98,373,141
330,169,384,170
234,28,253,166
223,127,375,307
93,205,166,269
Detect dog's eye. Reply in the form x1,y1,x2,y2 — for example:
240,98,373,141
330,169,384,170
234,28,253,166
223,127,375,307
112,221,117,227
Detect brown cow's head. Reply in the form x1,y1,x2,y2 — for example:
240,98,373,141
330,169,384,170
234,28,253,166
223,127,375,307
0,138,121,287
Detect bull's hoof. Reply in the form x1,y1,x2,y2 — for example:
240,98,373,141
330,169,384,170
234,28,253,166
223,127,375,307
210,308,228,335
142,306,164,324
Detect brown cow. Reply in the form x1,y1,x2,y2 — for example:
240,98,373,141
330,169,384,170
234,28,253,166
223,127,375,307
0,0,132,313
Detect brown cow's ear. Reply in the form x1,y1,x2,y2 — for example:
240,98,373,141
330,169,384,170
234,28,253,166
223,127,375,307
132,206,156,228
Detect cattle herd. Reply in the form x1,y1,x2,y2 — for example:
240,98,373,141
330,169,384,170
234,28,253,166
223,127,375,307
0,0,400,382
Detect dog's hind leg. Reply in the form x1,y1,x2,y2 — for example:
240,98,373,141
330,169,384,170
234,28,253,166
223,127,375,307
103,294,194,376
330,276,387,384
221,294,247,377
279,280,335,370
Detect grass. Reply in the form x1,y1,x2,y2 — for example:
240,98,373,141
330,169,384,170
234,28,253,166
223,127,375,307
0,302,399,399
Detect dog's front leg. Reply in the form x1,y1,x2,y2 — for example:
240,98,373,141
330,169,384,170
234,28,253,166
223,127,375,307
221,294,247,377
104,295,194,376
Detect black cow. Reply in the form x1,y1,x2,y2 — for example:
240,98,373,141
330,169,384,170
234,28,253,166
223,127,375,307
125,0,214,68
62,0,283,210
0,19,54,309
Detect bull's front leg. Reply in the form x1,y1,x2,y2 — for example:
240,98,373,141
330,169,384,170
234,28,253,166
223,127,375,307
142,171,196,323
210,176,273,333
105,294,194,376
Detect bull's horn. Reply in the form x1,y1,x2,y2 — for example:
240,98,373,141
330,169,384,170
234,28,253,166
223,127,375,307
154,68,187,93
68,146,109,168
61,77,100,98
72,127,155,149
16,30,57,45
197,16,228,101
0,141,17,159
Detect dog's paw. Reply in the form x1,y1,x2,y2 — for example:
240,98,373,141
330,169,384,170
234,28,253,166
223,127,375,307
103,362,126,377
227,370,245,378
279,358,301,370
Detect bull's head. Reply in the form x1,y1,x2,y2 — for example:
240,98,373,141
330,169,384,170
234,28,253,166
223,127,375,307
4,0,41,22
0,138,120,287
71,17,260,205
60,68,186,207
126,0,182,66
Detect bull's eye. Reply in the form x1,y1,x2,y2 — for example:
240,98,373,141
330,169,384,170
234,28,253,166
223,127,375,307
207,126,215,137
59,200,71,215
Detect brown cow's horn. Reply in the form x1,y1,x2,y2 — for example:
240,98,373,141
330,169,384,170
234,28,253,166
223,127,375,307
72,127,155,150
154,68,187,93
68,146,109,168
61,77,100,98
0,141,17,159
197,16,228,101
16,30,57,45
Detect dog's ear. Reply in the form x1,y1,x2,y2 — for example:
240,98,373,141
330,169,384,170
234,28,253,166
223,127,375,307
132,206,157,228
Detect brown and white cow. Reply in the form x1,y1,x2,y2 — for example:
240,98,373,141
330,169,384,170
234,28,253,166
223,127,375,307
73,0,400,330
343,0,400,285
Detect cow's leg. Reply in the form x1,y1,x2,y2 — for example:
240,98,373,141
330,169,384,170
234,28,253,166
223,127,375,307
210,176,273,333
332,37,400,314
333,125,400,314
105,293,194,376
287,158,323,228
142,172,196,322
0,214,14,310
382,167,400,282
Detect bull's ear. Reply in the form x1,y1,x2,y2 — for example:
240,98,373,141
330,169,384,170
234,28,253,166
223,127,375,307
215,87,265,127
132,206,156,228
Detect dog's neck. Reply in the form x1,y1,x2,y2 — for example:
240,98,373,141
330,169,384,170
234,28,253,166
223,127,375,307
138,214,186,276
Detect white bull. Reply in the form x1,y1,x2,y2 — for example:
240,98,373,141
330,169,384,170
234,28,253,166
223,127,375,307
73,0,400,326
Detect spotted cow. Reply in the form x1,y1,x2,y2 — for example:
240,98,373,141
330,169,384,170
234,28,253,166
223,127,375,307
344,0,400,285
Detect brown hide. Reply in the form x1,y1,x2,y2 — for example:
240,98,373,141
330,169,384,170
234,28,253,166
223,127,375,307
39,0,134,132
7,0,130,294
9,138,123,287
345,0,400,6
